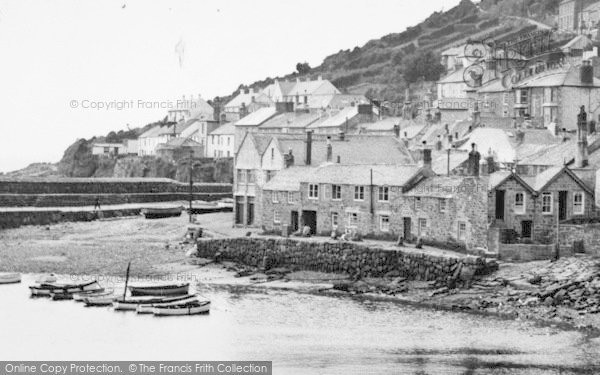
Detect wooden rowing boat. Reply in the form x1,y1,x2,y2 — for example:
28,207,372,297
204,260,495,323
141,207,183,219
73,288,112,302
152,301,210,316
29,281,102,296
84,295,115,307
136,295,201,314
113,294,195,311
0,273,21,284
128,283,190,297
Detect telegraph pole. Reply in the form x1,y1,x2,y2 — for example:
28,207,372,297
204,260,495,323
189,149,194,223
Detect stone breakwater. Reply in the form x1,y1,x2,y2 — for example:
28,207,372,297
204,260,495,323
0,208,141,229
196,238,498,283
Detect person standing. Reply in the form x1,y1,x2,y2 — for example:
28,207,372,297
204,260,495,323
94,195,101,210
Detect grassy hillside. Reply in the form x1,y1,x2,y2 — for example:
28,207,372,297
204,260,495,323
219,0,559,104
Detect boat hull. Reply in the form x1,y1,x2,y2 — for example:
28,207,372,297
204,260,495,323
73,289,112,302
84,296,115,306
29,281,102,296
113,294,195,311
152,301,210,316
128,283,189,297
136,296,200,314
0,273,21,284
141,207,183,219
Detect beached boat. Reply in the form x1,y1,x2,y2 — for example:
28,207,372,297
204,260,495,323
0,273,21,284
136,295,201,314
50,292,75,300
128,283,189,296
84,295,115,307
141,206,183,219
35,274,57,283
113,294,195,311
73,288,112,302
152,301,210,316
29,280,102,296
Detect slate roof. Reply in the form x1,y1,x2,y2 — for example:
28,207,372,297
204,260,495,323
258,111,321,130
431,150,470,175
235,107,278,126
516,64,600,88
488,167,594,195
405,176,482,198
158,137,202,149
359,117,401,132
139,125,164,138
225,90,272,109
263,164,423,191
308,107,359,129
210,123,235,135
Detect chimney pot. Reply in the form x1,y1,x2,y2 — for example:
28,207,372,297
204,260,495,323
422,148,432,169
468,143,481,176
305,131,313,165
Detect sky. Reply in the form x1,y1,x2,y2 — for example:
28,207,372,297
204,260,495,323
0,0,461,173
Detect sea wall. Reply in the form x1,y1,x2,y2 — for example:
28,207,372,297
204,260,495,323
196,237,497,282
0,208,142,229
0,178,232,207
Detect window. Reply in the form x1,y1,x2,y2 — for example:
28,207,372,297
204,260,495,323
331,212,339,228
418,218,427,236
415,197,422,210
331,185,342,200
103,147,109,154
308,184,319,199
378,186,389,202
271,148,275,160
237,169,245,183
227,137,230,146
212,136,215,144
273,211,281,224
458,221,467,241
347,212,358,227
573,192,584,215
272,191,279,203
247,170,256,184
288,192,295,204
542,192,553,214
266,170,275,182
439,199,447,213
380,215,390,232
514,192,525,214
354,186,365,201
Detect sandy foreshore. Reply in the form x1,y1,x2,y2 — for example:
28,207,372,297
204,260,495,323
2,212,600,335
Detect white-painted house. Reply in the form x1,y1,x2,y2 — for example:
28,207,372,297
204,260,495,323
207,123,235,158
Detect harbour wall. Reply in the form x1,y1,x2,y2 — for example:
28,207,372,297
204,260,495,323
0,178,232,207
196,238,497,282
0,208,142,229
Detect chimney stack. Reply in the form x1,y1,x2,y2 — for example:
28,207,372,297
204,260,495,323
577,106,589,167
486,148,496,174
472,101,481,127
326,137,332,162
284,148,295,168
305,130,313,166
468,143,481,176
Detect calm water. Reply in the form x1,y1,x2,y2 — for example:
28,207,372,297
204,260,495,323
1,276,600,374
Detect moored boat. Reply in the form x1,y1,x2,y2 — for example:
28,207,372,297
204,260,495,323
152,301,210,316
84,295,115,307
73,288,112,302
0,273,21,284
29,280,102,296
128,283,189,297
141,206,183,219
50,292,75,300
113,294,195,311
136,295,201,314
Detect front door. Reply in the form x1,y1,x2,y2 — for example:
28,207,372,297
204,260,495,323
235,197,244,225
559,191,568,221
302,210,317,236
246,197,255,225
290,211,299,232
521,220,532,238
403,217,411,241
495,190,505,220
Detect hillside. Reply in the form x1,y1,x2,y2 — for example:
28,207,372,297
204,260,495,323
219,0,560,104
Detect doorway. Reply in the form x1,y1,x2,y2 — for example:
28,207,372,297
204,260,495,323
403,217,412,241
302,210,317,236
235,197,244,225
521,220,532,238
246,197,255,225
559,191,568,221
290,211,299,233
495,190,505,220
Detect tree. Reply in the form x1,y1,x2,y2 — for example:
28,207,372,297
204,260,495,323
402,51,445,84
296,62,311,75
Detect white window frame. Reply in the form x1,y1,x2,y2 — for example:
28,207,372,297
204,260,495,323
354,186,365,201
287,191,295,204
272,191,279,204
418,218,427,236
439,198,447,213
573,191,584,215
379,215,390,232
542,192,553,214
514,192,525,214
347,212,358,227
331,184,342,200
273,210,281,224
308,184,319,200
378,186,389,202
331,212,339,228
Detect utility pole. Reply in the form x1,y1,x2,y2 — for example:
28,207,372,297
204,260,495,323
189,149,194,223
369,169,374,215
555,195,560,260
